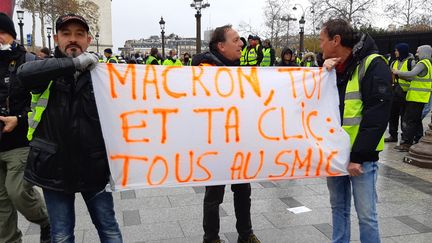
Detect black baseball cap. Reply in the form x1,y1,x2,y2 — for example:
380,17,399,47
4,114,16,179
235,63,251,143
56,14,89,32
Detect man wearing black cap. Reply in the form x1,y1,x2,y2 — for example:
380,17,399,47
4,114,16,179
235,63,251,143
242,35,262,66
0,12,51,243
104,48,118,63
17,13,123,242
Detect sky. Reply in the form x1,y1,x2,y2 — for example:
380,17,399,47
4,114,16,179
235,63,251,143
11,0,390,52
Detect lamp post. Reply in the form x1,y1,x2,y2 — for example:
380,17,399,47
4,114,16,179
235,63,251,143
95,32,99,54
159,17,166,58
293,4,308,53
47,27,52,53
16,10,24,45
299,16,305,53
280,15,297,47
190,0,210,54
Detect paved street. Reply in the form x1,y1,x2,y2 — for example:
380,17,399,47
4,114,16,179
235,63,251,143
19,119,432,243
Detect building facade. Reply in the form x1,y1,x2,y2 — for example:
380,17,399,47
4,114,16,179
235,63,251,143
88,0,113,54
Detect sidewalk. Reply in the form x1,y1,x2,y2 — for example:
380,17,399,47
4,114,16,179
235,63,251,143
20,120,432,243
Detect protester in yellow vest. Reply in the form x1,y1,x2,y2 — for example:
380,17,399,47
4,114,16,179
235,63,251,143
260,39,275,66
182,52,192,66
300,52,318,67
243,35,262,66
320,19,392,243
239,37,247,65
162,49,182,66
146,47,160,65
392,45,432,151
385,43,415,143
103,48,118,63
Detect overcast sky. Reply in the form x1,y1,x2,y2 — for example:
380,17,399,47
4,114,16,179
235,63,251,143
13,0,389,52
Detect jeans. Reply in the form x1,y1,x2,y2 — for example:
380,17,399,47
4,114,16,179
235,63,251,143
327,162,380,243
421,95,432,120
203,183,252,242
43,189,122,243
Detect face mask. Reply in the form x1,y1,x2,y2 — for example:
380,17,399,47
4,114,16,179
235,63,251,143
172,55,178,59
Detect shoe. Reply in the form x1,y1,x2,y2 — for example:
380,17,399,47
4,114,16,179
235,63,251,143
394,143,411,152
238,234,261,243
40,224,51,243
384,136,398,142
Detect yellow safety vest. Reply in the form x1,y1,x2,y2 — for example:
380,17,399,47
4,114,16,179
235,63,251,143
260,48,271,66
27,81,53,141
240,47,247,66
162,58,183,66
343,54,386,151
106,56,119,63
246,47,258,66
406,59,432,103
146,55,159,65
392,58,412,92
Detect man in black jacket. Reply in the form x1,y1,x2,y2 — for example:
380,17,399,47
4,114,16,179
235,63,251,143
192,25,260,243
320,19,392,243
17,14,122,242
0,12,51,243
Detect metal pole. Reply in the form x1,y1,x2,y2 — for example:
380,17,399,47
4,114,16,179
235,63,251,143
300,28,304,53
287,21,290,47
195,11,202,54
96,39,99,53
161,30,165,58
18,21,24,45
48,34,51,52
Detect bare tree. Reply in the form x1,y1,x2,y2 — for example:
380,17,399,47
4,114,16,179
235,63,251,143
383,0,431,28
19,0,38,48
262,0,290,51
314,0,376,24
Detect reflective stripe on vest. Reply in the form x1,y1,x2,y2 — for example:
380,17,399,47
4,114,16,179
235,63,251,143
392,59,411,92
27,81,53,141
260,48,271,66
342,54,386,151
406,59,432,103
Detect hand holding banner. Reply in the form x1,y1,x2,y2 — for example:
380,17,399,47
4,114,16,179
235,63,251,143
91,64,350,191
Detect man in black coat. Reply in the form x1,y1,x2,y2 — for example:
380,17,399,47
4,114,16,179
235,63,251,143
17,14,122,242
0,12,51,243
192,25,261,243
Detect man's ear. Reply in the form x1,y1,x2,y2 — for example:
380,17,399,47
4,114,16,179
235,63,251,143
217,42,224,52
333,35,341,46
53,34,58,45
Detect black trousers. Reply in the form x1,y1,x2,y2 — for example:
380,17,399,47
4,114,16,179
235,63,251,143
203,183,252,242
388,90,407,138
402,101,425,144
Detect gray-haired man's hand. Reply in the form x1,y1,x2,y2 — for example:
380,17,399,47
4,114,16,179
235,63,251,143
73,52,99,71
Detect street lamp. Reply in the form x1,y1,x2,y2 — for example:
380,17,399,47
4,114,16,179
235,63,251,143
190,0,210,54
95,32,99,54
159,17,166,58
16,10,24,45
299,16,306,53
46,27,52,53
292,4,307,53
280,15,297,47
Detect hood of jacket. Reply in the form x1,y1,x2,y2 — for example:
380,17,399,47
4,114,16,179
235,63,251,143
417,45,432,60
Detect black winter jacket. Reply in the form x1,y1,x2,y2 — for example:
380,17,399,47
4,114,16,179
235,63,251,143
0,43,31,151
17,48,110,192
337,34,393,164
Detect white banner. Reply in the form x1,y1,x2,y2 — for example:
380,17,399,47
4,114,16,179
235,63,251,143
91,64,350,191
